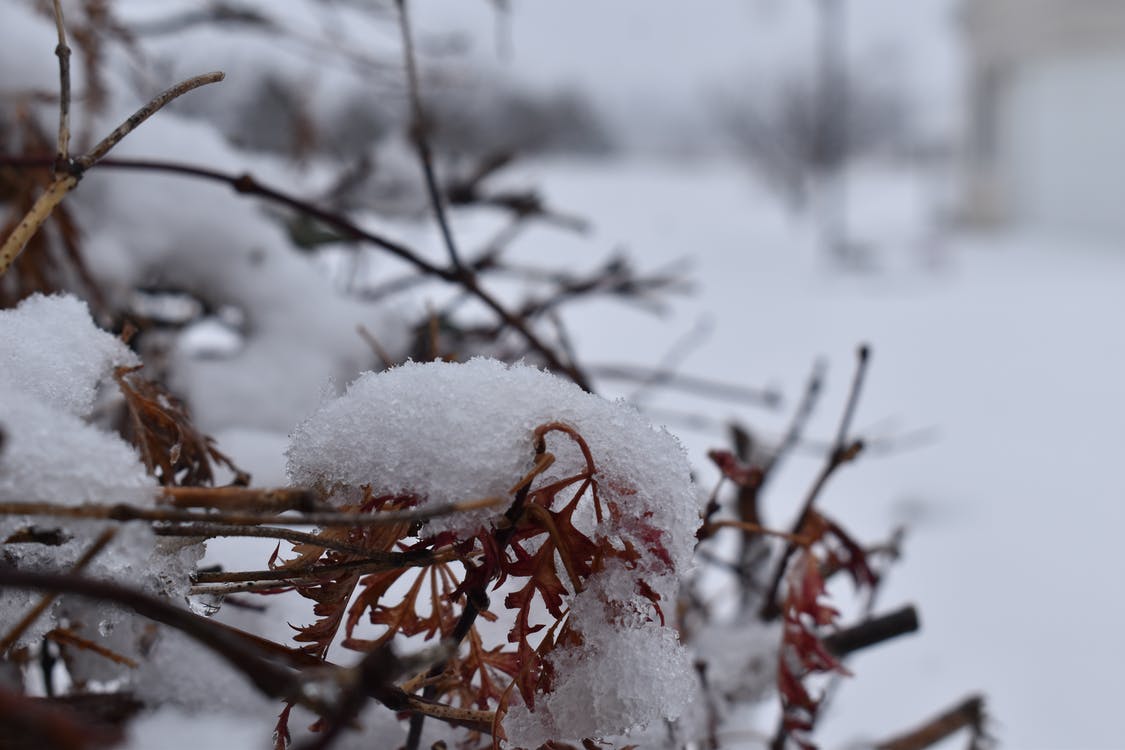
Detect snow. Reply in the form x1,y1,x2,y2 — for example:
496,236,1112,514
122,705,273,750
504,608,694,747
288,357,700,561
0,296,203,694
289,357,702,743
0,294,138,417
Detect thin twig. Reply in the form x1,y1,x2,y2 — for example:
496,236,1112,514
75,72,225,169
833,344,870,453
589,363,782,408
395,0,463,271
153,523,376,557
0,528,116,652
627,316,714,405
0,154,590,387
0,495,503,528
46,627,138,668
760,344,872,621
873,694,988,750
701,519,808,547
192,547,458,586
0,72,224,276
725,360,825,602
763,358,827,478
0,177,78,277
50,0,71,175
0,569,308,703
162,486,322,513
0,570,494,740
356,323,393,369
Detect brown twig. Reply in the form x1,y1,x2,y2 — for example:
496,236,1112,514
395,0,463,272
1,568,479,749
0,569,308,704
51,0,71,176
873,694,989,750
3,527,70,546
700,519,809,547
0,495,503,529
763,358,827,478
74,73,225,170
46,627,138,668
822,605,919,657
153,523,378,557
0,528,116,653
0,686,128,750
760,344,871,622
832,344,870,452
356,323,393,369
0,154,590,387
162,485,322,513
0,72,224,277
589,363,782,408
191,547,458,587
721,361,823,605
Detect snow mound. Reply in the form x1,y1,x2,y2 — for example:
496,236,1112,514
287,357,700,562
0,295,202,677
288,357,703,743
0,293,137,417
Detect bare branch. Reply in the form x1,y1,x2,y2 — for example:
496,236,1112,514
760,344,872,621
0,570,307,703
874,694,989,750
589,363,782,408
763,358,827,478
0,495,503,528
76,72,225,170
0,528,116,653
395,0,464,271
0,177,77,277
51,0,71,174
162,486,322,513
46,627,138,669
153,523,377,557
832,343,871,455
822,605,920,657
192,547,458,587
0,71,224,277
0,154,591,387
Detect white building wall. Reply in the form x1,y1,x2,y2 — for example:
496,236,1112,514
1000,52,1125,239
963,0,1125,240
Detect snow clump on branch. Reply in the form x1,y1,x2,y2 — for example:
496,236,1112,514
0,295,201,672
287,357,703,744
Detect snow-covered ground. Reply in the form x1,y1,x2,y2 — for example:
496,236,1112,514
481,157,1124,748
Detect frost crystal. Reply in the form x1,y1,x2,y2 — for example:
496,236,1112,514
288,358,703,743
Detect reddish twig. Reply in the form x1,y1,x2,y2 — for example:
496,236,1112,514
760,344,871,622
